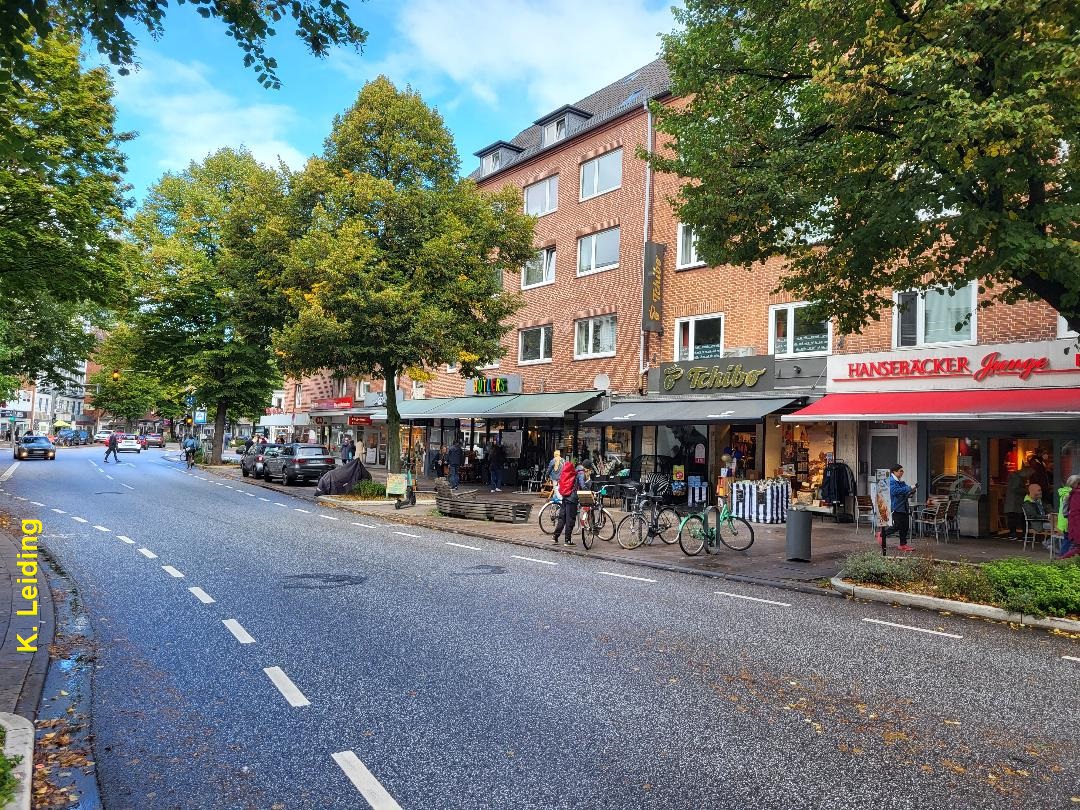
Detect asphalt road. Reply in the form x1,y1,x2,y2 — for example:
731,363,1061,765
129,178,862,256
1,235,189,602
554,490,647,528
3,444,1078,809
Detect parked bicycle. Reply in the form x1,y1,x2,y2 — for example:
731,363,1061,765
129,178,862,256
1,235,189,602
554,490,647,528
677,497,755,555
577,487,615,549
617,479,680,549
537,495,562,536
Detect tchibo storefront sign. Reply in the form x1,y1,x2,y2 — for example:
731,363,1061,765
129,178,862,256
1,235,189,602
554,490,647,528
828,338,1080,392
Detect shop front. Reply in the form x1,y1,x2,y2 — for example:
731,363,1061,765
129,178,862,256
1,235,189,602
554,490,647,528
784,338,1080,537
257,412,310,443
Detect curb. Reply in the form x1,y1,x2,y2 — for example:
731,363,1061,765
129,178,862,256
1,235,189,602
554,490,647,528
830,576,1080,632
317,495,843,598
0,712,32,810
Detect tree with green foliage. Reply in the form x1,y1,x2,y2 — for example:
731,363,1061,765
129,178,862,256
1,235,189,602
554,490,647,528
275,77,535,472
86,324,185,430
652,0,1080,334
1,0,366,91
0,25,131,392
132,148,288,464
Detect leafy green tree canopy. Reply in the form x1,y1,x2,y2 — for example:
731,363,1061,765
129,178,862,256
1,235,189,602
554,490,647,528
1,0,367,89
133,147,288,463
276,77,535,470
653,0,1080,333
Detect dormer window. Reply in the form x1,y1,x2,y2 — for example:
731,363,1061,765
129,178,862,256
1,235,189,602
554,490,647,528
482,152,501,175
533,105,591,150
474,140,524,177
543,118,566,146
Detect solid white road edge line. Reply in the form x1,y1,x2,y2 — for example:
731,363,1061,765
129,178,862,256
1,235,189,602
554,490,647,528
222,619,255,644
511,555,558,566
263,666,310,707
715,590,792,607
331,751,403,810
189,587,215,604
71,516,88,523
446,541,480,550
115,535,135,544
394,531,420,538
862,617,962,639
598,571,657,583
137,548,158,559
162,566,185,578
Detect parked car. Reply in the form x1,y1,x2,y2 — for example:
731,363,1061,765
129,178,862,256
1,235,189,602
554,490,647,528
263,444,335,485
15,435,55,460
143,433,165,448
117,434,142,453
94,430,113,443
240,443,282,479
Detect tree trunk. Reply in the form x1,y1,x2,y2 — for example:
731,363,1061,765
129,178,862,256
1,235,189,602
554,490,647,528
384,370,401,474
212,400,227,464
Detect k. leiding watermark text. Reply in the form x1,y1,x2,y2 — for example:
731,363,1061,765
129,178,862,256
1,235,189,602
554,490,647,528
14,518,42,652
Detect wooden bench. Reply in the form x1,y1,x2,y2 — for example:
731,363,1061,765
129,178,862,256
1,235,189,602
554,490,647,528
434,480,534,524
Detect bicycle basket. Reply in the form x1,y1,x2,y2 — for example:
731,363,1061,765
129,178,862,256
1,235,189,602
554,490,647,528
577,490,596,507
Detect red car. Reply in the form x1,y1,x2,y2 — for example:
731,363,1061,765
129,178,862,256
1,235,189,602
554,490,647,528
142,433,165,448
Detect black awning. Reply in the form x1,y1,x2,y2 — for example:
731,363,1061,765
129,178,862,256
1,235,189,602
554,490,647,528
582,398,796,425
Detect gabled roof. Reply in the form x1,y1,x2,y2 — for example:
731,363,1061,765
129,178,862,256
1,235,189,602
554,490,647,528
532,104,591,127
472,139,526,158
471,57,670,180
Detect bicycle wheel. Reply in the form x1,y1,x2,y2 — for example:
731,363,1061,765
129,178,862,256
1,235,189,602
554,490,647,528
656,507,681,545
678,515,707,556
719,516,755,551
617,514,647,549
594,508,616,542
538,501,560,536
582,515,596,550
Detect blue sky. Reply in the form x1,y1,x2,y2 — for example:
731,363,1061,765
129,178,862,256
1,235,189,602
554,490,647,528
105,0,678,204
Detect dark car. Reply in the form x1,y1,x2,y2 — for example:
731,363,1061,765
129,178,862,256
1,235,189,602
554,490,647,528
240,443,282,479
15,435,56,460
143,433,165,448
263,443,335,485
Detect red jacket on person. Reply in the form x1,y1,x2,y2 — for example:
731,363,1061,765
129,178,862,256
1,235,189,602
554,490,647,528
1069,488,1080,539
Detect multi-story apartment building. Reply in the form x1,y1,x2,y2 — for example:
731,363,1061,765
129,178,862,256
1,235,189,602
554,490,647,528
284,57,1079,535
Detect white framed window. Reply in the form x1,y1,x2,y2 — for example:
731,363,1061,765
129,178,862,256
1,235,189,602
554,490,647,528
577,227,619,275
524,175,558,216
574,315,617,359
335,378,350,398
580,148,622,200
676,223,703,269
411,379,426,399
481,151,501,175
519,325,553,364
446,361,459,373
894,282,977,348
293,383,302,408
674,314,725,361
543,118,566,146
522,247,556,289
1058,315,1078,339
769,303,831,357
354,380,370,400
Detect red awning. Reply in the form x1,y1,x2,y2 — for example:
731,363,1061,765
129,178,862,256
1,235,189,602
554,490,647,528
782,388,1080,422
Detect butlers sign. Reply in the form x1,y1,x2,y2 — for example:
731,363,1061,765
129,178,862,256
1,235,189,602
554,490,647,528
828,338,1080,393
659,357,775,396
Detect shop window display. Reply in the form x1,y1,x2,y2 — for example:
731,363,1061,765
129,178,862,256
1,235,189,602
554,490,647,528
781,423,835,495
927,436,982,500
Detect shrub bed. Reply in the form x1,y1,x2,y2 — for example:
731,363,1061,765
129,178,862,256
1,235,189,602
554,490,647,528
347,480,387,500
0,725,17,807
841,551,1080,619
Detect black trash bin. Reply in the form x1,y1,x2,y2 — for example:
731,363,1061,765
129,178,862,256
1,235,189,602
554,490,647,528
786,508,813,562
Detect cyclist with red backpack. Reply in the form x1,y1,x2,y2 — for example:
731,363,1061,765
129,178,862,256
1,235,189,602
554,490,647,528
553,458,590,546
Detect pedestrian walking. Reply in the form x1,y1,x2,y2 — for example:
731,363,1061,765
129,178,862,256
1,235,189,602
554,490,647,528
488,441,506,492
1057,474,1080,559
103,432,119,463
552,458,589,546
878,464,916,553
447,438,465,490
340,435,354,463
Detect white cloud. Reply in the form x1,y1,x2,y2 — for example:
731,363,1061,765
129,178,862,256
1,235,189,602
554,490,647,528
114,55,307,175
335,0,674,115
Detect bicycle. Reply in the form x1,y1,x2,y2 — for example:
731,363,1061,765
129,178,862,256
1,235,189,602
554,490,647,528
577,487,615,549
616,478,679,549
677,497,755,555
538,496,562,536
185,447,195,470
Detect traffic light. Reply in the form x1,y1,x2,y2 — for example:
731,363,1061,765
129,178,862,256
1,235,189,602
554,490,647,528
111,369,120,382
184,415,193,426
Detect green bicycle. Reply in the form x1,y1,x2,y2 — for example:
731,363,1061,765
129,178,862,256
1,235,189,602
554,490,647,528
677,497,755,555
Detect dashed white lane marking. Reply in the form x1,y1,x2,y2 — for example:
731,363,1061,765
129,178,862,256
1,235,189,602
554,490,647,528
512,555,558,566
224,485,234,489
30,500,44,506
258,497,270,502
105,475,114,480
137,548,158,559
445,541,480,550
274,502,287,508
294,508,311,514
263,666,310,707
352,522,376,528
71,516,88,523
215,483,224,487
331,751,403,810
223,619,255,644
393,531,420,538
1063,655,1080,663
13,496,26,501
598,571,657,583
862,618,962,639
162,565,185,578
116,535,135,544
189,587,215,604
319,514,339,521
715,590,791,607
94,525,111,532
121,483,135,490
51,508,66,514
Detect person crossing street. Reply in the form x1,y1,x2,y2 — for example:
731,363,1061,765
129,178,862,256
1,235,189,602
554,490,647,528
103,432,119,463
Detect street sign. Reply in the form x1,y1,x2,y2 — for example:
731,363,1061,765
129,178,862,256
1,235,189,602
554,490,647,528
185,395,197,407
193,409,208,425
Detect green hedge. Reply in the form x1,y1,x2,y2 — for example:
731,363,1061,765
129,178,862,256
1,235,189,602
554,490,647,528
841,551,1079,618
0,725,17,808
350,480,387,499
